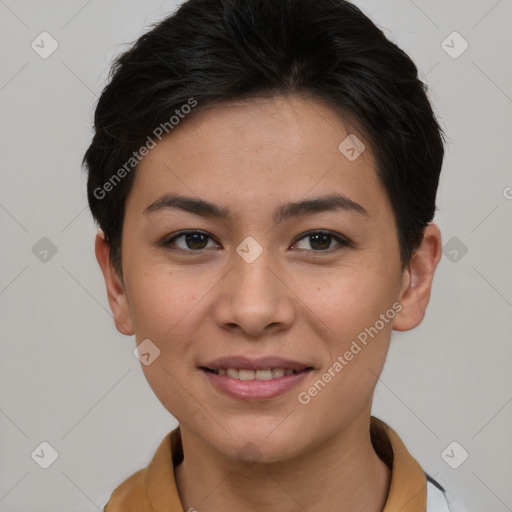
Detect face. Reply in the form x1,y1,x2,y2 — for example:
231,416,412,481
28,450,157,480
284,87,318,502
96,93,441,463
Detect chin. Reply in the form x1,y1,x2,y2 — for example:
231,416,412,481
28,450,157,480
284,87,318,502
210,419,308,464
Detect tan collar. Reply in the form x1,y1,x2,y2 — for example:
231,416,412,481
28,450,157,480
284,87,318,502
105,416,427,512
371,416,427,511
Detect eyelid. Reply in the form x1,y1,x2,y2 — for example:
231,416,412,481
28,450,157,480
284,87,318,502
163,230,220,251
291,230,354,251
163,229,354,253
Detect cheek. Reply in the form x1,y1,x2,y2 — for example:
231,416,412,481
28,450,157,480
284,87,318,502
293,262,399,340
127,263,205,340
127,264,219,397
296,322,391,426
292,263,396,399
131,267,207,417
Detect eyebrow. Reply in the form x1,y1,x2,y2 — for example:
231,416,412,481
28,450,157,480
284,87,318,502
143,192,369,223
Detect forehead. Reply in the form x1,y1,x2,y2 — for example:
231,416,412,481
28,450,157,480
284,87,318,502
146,94,370,162
127,94,386,217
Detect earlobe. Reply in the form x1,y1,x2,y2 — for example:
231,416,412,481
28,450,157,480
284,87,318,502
94,229,135,336
393,223,442,332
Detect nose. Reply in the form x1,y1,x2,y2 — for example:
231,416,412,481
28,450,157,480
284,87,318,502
212,246,295,338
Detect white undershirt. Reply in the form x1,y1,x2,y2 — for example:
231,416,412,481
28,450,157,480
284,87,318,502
426,480,471,512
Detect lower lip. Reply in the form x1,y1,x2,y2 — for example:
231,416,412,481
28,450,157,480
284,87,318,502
201,369,312,401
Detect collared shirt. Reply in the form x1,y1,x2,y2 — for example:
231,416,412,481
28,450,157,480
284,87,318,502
103,416,468,511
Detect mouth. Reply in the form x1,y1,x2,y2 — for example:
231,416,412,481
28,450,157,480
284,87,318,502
201,367,307,380
199,357,313,400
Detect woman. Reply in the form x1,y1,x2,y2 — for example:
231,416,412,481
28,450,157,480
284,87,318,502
84,1,469,510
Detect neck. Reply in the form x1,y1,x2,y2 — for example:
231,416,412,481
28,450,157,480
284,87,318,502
175,414,391,512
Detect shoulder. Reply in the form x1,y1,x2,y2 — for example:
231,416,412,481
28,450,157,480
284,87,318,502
103,467,152,511
102,427,181,511
426,477,471,512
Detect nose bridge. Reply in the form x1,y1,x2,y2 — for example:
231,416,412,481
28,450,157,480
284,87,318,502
234,246,275,299
213,238,294,336
232,241,279,310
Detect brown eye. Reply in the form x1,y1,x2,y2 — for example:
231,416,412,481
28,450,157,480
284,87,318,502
292,231,350,252
165,231,218,251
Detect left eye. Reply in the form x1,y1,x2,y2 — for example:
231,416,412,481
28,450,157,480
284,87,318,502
291,231,349,251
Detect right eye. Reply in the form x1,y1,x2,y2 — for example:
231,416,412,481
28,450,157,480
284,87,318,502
163,230,221,253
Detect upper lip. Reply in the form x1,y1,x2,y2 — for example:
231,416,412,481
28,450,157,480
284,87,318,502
201,356,311,372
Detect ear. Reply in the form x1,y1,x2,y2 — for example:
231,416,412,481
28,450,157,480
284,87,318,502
393,223,442,332
95,229,134,336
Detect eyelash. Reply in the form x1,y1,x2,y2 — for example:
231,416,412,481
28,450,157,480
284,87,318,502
162,230,353,255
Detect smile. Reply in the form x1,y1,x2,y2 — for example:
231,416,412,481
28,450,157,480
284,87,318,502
204,368,300,380
200,366,313,401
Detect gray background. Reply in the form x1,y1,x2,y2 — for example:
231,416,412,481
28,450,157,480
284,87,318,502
0,0,511,510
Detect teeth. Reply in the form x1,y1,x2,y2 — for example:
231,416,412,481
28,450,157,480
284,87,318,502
226,368,238,379
239,369,255,380
212,368,300,380
255,369,273,380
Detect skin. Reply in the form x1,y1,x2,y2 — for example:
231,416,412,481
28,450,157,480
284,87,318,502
95,93,442,512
